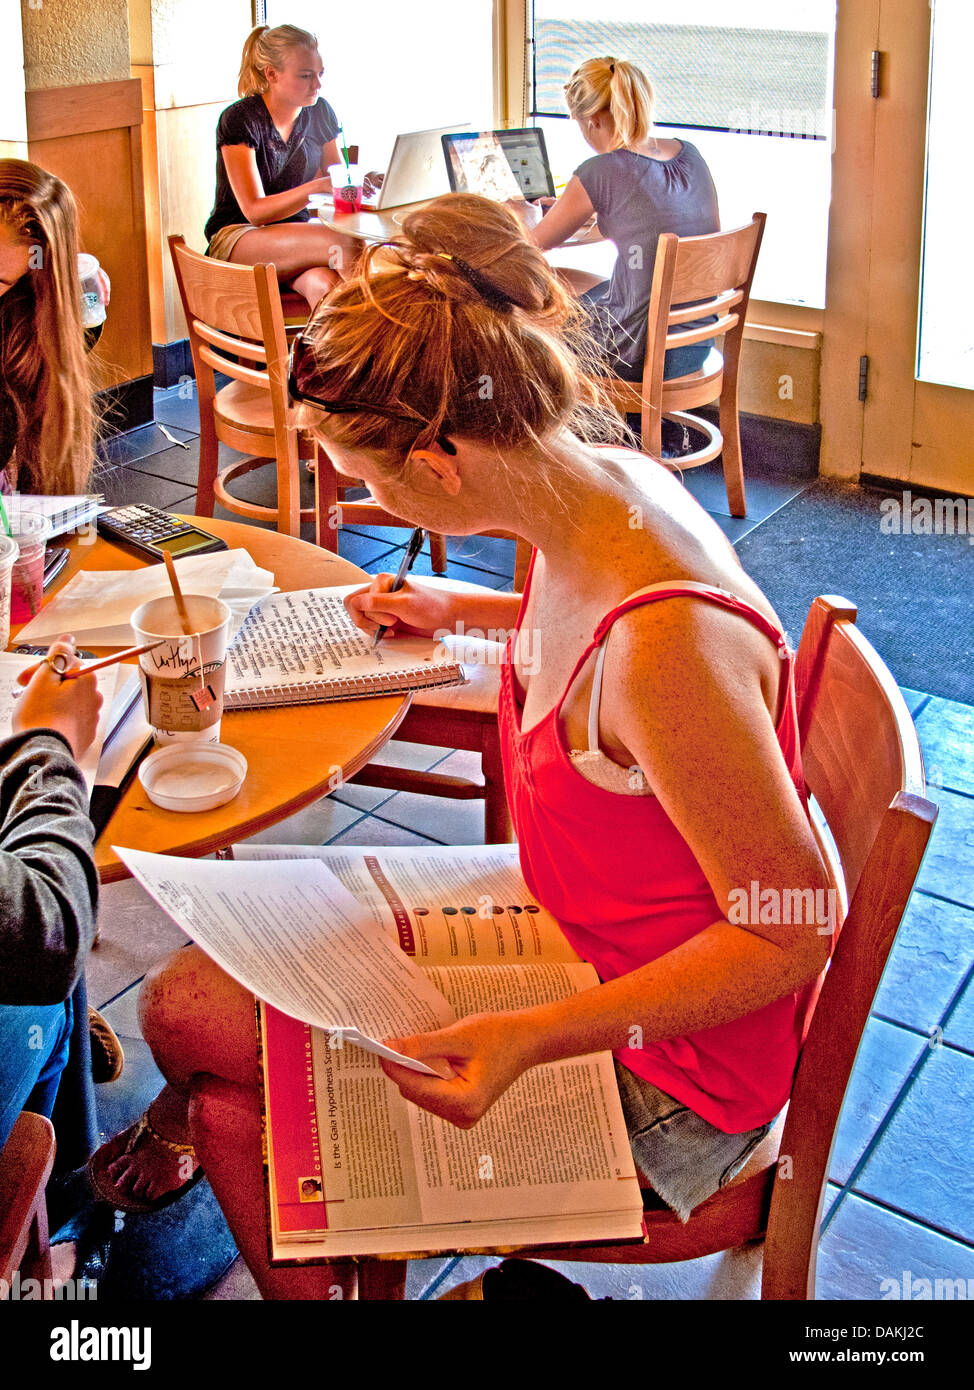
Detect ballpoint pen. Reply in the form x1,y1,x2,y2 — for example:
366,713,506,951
371,528,426,649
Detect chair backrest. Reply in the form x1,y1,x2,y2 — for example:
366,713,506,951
167,234,291,423
644,212,766,385
761,596,937,1298
0,1111,56,1293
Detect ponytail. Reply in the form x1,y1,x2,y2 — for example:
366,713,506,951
238,23,319,98
564,56,655,149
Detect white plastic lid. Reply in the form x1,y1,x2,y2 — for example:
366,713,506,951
139,742,247,813
77,252,100,279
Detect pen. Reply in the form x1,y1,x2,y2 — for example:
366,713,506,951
371,529,426,649
17,640,168,686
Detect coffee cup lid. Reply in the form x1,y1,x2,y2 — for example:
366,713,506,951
139,743,247,813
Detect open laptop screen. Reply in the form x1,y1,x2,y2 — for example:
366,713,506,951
442,128,556,201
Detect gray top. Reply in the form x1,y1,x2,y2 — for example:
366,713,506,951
0,730,99,1006
574,142,719,374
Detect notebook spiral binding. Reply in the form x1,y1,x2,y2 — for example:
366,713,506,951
223,664,465,710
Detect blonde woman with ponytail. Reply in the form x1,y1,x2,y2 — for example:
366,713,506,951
0,160,101,493
521,57,720,406
204,24,365,308
126,195,829,1298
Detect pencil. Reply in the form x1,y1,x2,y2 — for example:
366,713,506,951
17,640,169,686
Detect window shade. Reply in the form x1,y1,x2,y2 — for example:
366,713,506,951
533,21,831,138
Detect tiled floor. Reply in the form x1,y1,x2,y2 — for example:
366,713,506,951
84,385,974,1300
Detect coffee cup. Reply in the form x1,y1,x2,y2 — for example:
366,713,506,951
327,163,364,215
5,505,52,625
131,594,231,745
0,534,20,650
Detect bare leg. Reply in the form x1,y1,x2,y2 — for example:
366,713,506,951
230,223,363,307
136,946,356,1299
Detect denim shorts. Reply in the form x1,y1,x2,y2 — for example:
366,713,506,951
615,1061,773,1223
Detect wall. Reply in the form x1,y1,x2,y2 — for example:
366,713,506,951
132,0,252,357
1,0,27,153
20,0,130,89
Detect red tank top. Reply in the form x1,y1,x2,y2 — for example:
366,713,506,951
498,550,818,1132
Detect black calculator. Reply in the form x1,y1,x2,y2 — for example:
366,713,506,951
96,505,228,562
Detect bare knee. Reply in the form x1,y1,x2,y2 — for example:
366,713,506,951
139,945,255,1087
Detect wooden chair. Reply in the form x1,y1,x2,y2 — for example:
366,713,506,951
354,594,938,1300
169,233,312,536
604,213,766,518
169,234,446,562
0,1112,56,1299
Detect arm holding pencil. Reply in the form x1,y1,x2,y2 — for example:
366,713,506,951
11,635,103,760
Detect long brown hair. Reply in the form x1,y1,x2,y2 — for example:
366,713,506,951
293,194,620,478
0,160,93,493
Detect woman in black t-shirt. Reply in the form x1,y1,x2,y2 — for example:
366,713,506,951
204,24,364,309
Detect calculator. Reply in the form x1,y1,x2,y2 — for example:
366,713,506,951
96,505,228,562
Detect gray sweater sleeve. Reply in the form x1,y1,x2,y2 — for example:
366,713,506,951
0,730,99,1006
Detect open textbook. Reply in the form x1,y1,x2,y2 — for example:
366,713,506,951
223,588,466,708
115,843,644,1260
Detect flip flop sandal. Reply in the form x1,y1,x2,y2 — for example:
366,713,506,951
87,1109,203,1214
88,1006,125,1084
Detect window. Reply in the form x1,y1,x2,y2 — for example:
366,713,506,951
530,0,836,307
260,1,494,171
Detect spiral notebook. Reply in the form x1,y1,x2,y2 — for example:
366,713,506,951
223,587,466,708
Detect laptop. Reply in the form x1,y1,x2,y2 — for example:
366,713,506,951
441,128,557,202
360,124,470,211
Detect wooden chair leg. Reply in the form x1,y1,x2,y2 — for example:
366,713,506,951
483,726,513,843
718,371,747,518
513,538,531,592
429,534,448,573
196,418,220,517
314,444,340,554
357,1259,407,1300
276,433,302,537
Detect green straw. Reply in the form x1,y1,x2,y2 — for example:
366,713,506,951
0,493,10,539
339,126,349,169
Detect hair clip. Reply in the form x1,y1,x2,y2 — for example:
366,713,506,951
433,252,517,313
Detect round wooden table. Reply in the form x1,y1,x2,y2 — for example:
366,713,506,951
16,518,408,883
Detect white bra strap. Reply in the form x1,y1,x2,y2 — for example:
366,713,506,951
587,639,611,752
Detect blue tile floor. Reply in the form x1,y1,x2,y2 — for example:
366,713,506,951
83,385,974,1299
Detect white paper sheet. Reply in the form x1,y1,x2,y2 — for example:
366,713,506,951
17,550,275,646
114,847,455,1074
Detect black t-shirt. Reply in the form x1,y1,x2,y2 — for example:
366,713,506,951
204,94,341,242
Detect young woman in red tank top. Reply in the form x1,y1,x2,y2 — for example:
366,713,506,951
126,195,832,1297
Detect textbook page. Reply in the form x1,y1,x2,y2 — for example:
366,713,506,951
263,960,641,1257
231,843,580,966
114,848,453,1074
225,588,459,694
0,653,125,792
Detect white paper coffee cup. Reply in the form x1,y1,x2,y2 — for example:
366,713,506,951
131,594,231,746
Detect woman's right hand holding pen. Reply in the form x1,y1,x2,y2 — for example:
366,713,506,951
11,635,103,759
344,577,457,641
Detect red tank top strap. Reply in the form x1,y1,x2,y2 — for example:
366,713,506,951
552,580,792,728
591,580,790,652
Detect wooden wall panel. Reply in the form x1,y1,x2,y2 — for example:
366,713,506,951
156,102,225,343
27,79,153,390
